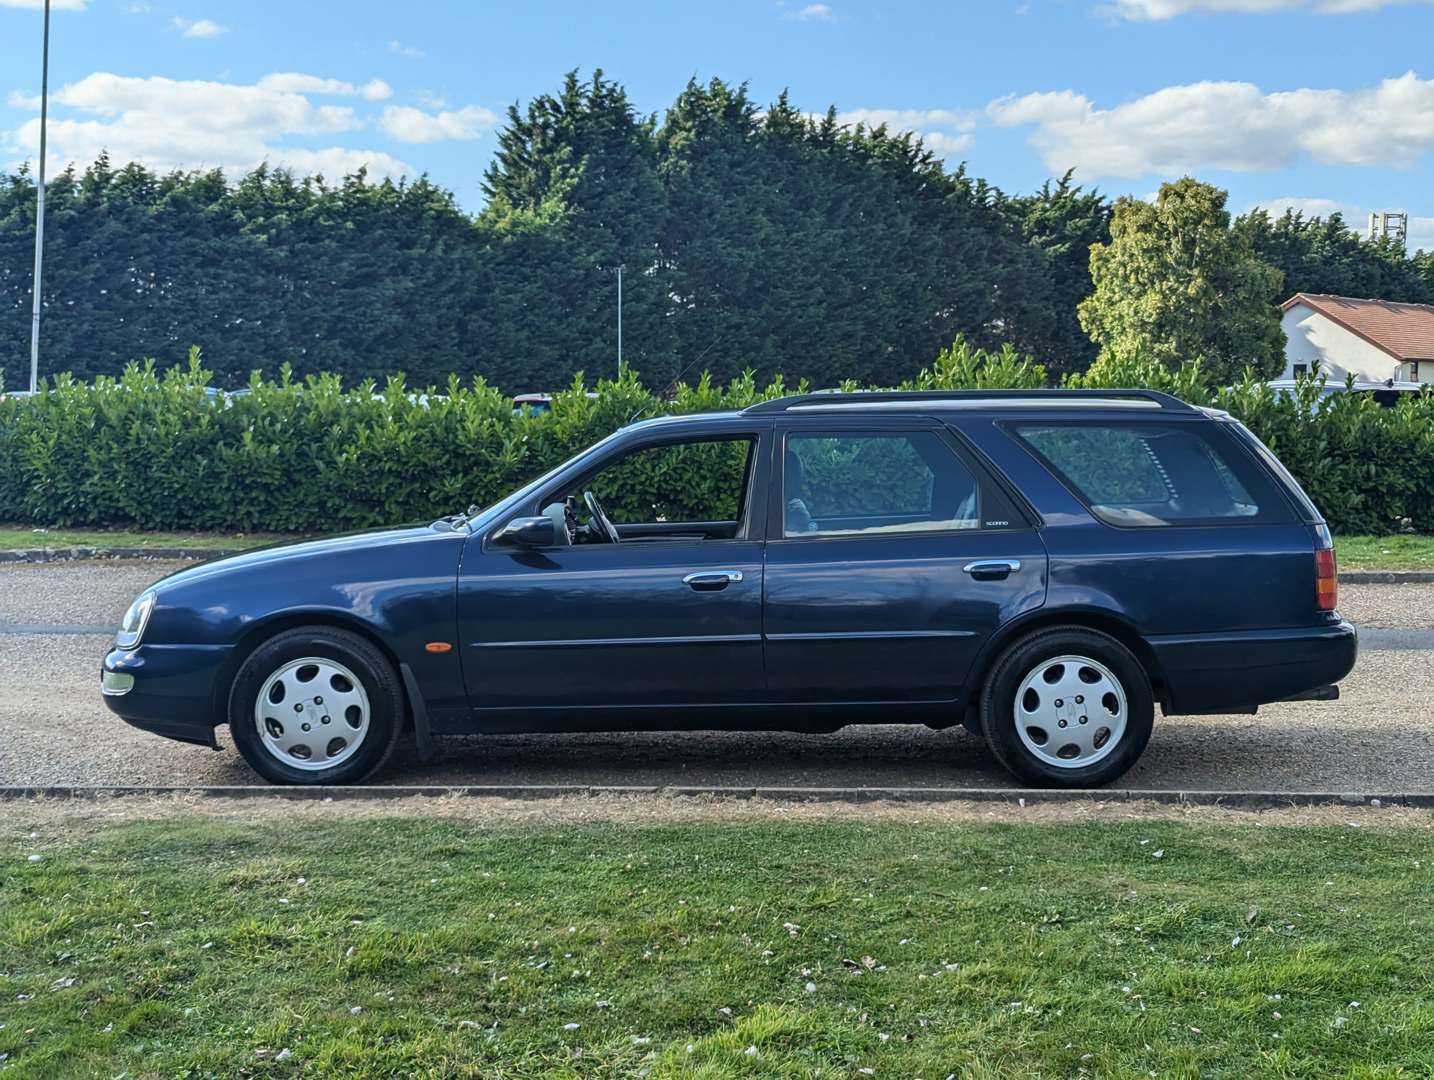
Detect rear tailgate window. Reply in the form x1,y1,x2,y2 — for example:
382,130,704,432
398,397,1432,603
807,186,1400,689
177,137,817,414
1009,421,1296,527
1222,420,1323,523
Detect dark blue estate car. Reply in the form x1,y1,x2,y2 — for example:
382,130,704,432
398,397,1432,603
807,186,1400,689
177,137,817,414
101,389,1357,788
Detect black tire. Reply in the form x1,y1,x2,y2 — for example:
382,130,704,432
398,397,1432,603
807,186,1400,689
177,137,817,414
228,625,405,785
979,626,1153,788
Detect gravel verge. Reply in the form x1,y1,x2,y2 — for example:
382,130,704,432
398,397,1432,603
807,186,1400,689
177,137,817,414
4,790,1432,833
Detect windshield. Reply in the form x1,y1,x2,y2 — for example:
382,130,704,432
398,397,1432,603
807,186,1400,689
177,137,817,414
459,427,631,533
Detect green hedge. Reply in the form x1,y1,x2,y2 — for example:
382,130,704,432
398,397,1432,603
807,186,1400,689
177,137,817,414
0,350,801,533
2,341,1431,535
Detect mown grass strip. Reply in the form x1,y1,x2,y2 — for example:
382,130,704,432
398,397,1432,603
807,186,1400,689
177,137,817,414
0,527,287,553
3,816,1432,1077
1336,534,1434,570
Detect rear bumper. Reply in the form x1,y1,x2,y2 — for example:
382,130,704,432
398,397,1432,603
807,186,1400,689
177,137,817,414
1149,620,1358,715
101,643,233,748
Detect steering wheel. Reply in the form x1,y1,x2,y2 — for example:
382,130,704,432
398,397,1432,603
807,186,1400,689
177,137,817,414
583,490,621,544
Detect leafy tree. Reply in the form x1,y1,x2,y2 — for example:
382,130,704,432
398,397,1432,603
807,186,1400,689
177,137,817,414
657,80,1040,386
479,69,672,386
0,158,484,386
1079,178,1285,381
24,73,1386,394
4,71,1093,392
998,171,1110,376
1234,207,1434,305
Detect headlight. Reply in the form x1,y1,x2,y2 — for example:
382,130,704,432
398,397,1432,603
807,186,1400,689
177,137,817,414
116,591,156,650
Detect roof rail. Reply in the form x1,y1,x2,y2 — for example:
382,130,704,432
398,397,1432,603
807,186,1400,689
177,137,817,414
742,388,1198,415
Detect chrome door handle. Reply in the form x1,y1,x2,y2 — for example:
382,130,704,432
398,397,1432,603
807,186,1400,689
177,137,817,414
963,559,1020,580
683,570,744,591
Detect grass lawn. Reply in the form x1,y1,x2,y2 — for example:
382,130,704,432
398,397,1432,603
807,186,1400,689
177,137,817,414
0,526,281,552
1336,534,1434,571
3,814,1432,1077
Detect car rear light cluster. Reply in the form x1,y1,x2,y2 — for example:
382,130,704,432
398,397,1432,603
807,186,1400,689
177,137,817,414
1315,546,1338,611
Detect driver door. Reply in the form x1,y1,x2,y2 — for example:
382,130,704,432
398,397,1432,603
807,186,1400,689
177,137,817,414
457,429,769,718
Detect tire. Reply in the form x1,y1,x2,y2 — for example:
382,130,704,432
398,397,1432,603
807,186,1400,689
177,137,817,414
228,625,405,785
979,626,1153,788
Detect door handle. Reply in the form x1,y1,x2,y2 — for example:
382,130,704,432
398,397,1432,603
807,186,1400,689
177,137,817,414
962,559,1020,581
683,570,744,591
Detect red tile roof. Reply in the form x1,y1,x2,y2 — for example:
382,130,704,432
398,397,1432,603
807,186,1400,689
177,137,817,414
1283,293,1434,362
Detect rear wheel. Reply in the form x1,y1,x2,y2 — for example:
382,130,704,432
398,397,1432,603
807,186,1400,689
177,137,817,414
229,626,404,785
979,626,1153,788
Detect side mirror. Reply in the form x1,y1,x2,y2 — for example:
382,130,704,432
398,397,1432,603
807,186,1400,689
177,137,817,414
493,516,557,548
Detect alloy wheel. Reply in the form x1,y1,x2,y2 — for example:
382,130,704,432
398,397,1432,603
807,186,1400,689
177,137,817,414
254,656,371,771
1013,653,1128,769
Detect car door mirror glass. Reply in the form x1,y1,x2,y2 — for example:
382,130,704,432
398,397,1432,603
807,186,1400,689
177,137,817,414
493,516,557,548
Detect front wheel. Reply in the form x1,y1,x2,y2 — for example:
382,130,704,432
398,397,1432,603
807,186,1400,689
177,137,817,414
228,626,405,785
979,626,1153,788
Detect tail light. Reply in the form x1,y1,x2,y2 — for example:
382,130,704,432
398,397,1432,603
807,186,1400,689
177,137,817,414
1315,546,1338,611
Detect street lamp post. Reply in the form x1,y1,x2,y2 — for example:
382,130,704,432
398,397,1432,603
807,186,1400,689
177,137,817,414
28,0,51,394
615,264,624,377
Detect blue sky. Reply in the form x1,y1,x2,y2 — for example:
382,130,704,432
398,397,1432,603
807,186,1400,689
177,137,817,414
2,0,1433,248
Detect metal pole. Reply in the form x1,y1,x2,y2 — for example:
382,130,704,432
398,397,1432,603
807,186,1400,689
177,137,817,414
28,0,51,394
616,264,624,376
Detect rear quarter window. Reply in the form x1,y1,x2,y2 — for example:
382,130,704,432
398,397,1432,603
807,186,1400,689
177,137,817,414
1009,421,1292,527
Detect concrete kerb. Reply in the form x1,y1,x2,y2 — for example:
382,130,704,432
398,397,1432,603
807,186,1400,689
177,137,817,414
1,784,1432,810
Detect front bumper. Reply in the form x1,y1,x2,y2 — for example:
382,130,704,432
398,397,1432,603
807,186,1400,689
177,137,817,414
101,643,233,748
1149,620,1358,715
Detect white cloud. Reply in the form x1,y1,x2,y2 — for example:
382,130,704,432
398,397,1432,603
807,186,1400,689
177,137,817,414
388,39,425,59
0,0,87,8
1252,196,1434,252
264,146,415,179
829,108,976,158
172,16,227,38
780,1,836,19
1253,195,1366,220
378,104,497,144
987,72,1434,178
919,130,976,156
1,71,413,180
837,108,973,130
258,73,392,101
1102,0,1432,17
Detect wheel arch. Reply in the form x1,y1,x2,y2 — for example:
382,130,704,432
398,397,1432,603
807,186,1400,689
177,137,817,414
209,609,410,728
968,607,1169,713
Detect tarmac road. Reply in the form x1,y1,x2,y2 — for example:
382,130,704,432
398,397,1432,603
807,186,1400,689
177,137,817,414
2,559,1431,791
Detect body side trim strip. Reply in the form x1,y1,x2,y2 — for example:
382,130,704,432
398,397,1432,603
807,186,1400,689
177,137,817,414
764,629,977,642
473,633,763,649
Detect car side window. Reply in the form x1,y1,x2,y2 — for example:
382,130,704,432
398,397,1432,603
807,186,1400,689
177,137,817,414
783,430,982,537
581,437,755,527
1010,422,1289,526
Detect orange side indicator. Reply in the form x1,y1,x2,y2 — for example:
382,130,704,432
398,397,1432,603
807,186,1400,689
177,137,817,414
425,642,454,653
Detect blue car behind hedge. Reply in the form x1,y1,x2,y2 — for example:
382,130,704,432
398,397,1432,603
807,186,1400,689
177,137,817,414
101,389,1357,788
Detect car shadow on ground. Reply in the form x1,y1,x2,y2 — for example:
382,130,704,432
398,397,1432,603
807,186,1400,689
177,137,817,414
376,724,1008,788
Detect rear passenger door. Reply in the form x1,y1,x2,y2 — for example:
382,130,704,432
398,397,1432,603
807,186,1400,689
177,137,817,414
762,418,1048,704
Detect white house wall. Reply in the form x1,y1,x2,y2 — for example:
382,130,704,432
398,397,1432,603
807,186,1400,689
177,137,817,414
1281,304,1400,382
